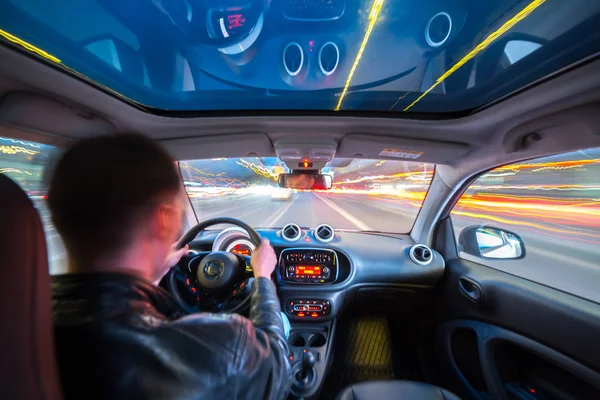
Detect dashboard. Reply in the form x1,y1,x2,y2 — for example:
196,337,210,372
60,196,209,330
189,222,445,321
139,0,469,94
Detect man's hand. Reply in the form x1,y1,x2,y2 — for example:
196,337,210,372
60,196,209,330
251,239,277,279
163,243,189,270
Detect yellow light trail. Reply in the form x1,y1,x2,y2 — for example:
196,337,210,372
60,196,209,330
403,0,547,112
335,0,385,111
0,29,146,108
0,28,61,64
180,164,226,177
495,158,600,172
236,159,278,180
333,170,433,185
0,145,40,155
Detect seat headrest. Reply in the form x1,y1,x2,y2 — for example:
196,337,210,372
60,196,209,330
0,174,62,399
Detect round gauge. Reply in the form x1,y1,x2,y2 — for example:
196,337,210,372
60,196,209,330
202,0,269,53
225,239,255,256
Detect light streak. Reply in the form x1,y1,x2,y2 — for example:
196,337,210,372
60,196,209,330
335,0,385,111
495,158,600,172
0,137,41,148
235,159,278,180
0,168,33,175
180,164,246,186
451,210,600,241
470,184,600,192
0,28,61,64
0,145,40,155
403,0,547,111
180,164,227,177
389,92,409,111
333,170,433,185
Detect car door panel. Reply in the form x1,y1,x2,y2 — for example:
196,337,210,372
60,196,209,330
435,258,600,400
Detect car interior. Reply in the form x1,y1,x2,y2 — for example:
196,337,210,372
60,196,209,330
1,0,600,399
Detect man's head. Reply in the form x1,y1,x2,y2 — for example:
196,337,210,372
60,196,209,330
48,134,184,280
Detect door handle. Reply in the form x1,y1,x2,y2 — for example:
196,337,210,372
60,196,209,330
458,276,486,305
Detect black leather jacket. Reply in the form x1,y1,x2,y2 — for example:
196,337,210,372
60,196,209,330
51,272,292,400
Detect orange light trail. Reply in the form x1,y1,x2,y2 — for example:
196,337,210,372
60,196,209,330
495,159,600,172
455,194,600,229
333,170,433,185
451,210,600,242
325,185,600,242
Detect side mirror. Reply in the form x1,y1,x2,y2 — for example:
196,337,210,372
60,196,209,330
278,173,333,190
458,225,525,260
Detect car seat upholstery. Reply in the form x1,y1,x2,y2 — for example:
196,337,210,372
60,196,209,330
0,174,62,399
337,380,460,400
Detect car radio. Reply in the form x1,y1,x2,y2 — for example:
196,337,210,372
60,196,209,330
280,249,337,284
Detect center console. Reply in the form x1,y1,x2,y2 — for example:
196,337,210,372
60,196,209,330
287,321,335,399
278,248,347,398
279,248,338,284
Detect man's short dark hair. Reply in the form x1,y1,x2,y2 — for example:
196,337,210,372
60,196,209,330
48,134,181,259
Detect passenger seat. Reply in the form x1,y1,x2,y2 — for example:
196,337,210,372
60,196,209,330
337,380,460,400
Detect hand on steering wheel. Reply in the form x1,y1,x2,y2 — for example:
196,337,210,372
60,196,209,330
165,217,265,314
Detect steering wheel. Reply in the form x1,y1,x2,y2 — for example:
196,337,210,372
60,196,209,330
165,217,262,314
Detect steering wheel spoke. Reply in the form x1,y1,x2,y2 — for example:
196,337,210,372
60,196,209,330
167,266,201,314
167,217,263,315
236,254,255,278
187,251,212,275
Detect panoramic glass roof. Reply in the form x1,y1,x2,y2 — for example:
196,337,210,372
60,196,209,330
1,0,599,114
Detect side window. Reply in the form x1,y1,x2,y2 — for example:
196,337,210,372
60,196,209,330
451,148,600,303
0,136,66,274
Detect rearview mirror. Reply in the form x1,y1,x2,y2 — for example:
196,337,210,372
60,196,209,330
278,173,333,190
458,226,525,260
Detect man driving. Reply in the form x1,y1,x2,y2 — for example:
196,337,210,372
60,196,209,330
48,134,292,399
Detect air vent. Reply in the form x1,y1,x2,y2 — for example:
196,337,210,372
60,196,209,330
281,223,302,241
425,12,452,48
409,244,433,266
318,42,339,76
314,224,334,243
283,42,304,76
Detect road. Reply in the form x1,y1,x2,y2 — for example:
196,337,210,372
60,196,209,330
189,192,419,232
37,192,600,304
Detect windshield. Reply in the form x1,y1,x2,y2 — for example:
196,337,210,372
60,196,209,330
179,158,433,232
1,1,599,113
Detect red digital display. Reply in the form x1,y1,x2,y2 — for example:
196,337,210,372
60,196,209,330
227,14,246,30
230,244,251,256
295,266,321,276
